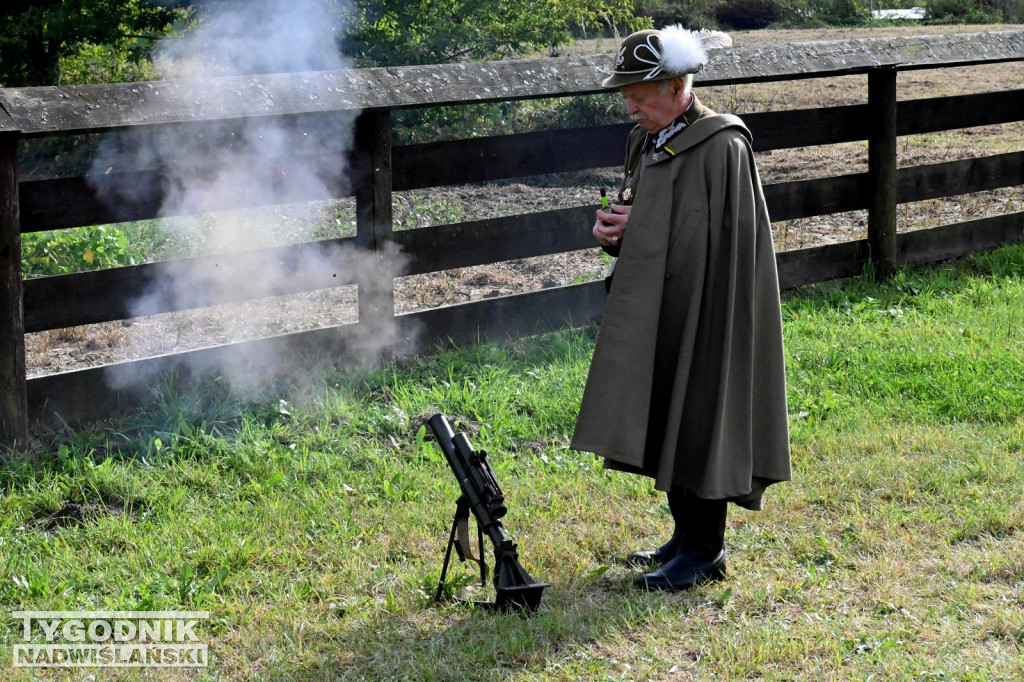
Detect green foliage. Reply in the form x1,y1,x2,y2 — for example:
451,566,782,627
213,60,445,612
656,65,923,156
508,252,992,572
393,194,464,230
0,0,192,87
925,0,1018,23
639,0,863,29
394,102,528,144
525,94,630,130
715,0,784,28
772,0,870,25
22,224,168,276
994,0,1024,21
637,0,720,28
342,0,645,67
57,40,162,85
394,94,625,144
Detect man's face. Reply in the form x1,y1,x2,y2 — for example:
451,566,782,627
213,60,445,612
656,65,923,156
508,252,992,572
619,80,685,133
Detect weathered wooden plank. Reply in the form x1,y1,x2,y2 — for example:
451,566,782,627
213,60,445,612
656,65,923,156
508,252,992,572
20,153,352,232
745,106,868,151
393,123,632,190
20,130,616,230
395,206,597,276
26,281,608,425
399,280,607,350
23,238,362,333
776,239,869,290
898,212,1024,266
897,151,1024,203
26,321,374,426
0,133,29,448
2,31,1021,136
764,174,870,221
773,213,1024,292
20,173,166,232
0,77,367,137
899,89,1024,135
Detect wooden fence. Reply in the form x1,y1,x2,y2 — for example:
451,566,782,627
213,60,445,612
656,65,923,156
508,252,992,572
1,31,1023,447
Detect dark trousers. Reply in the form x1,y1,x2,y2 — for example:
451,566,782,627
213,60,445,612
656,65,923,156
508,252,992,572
667,487,728,559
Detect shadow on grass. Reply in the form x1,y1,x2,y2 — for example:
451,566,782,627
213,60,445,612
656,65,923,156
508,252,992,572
321,575,708,679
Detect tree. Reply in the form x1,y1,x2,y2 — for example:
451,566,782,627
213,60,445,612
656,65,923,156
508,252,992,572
2,0,642,87
341,0,644,67
0,0,191,87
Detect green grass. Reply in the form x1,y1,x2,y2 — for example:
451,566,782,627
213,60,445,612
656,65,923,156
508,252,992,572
2,244,1024,680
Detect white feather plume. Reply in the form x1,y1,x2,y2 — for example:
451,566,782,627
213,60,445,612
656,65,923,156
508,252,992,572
658,25,732,75
693,28,733,50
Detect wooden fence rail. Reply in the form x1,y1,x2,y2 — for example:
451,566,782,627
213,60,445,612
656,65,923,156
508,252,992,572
1,31,1023,447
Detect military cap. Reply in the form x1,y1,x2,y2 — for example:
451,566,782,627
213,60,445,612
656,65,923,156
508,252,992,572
601,25,732,89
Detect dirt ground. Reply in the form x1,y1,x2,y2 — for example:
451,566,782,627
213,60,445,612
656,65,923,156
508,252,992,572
24,25,1024,378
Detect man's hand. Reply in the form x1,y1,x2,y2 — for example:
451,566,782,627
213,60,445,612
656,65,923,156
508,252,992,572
593,204,631,247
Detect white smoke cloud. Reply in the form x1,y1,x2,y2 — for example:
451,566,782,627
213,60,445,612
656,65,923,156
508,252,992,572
93,0,411,394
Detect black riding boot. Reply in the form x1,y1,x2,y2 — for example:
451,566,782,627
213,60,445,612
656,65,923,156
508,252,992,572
635,490,727,591
627,488,686,566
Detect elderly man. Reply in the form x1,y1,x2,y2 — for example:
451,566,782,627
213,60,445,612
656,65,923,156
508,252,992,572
571,26,791,591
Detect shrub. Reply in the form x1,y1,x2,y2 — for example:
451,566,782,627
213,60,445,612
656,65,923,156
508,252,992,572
636,0,719,29
22,224,167,276
778,0,869,26
392,94,625,145
925,0,1008,23
716,0,783,28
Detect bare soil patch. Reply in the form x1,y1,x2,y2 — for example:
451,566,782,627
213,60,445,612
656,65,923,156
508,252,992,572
22,501,133,534
25,26,1024,378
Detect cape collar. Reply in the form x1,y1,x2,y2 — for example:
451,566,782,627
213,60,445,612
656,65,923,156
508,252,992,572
644,99,754,164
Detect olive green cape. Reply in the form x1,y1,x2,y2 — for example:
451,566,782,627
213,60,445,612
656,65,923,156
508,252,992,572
571,114,791,510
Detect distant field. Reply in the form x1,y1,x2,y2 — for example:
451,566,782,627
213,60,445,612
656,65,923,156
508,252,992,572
566,23,1024,54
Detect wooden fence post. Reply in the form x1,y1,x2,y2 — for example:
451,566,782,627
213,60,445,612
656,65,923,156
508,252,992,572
354,110,396,354
868,67,899,280
0,131,28,451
